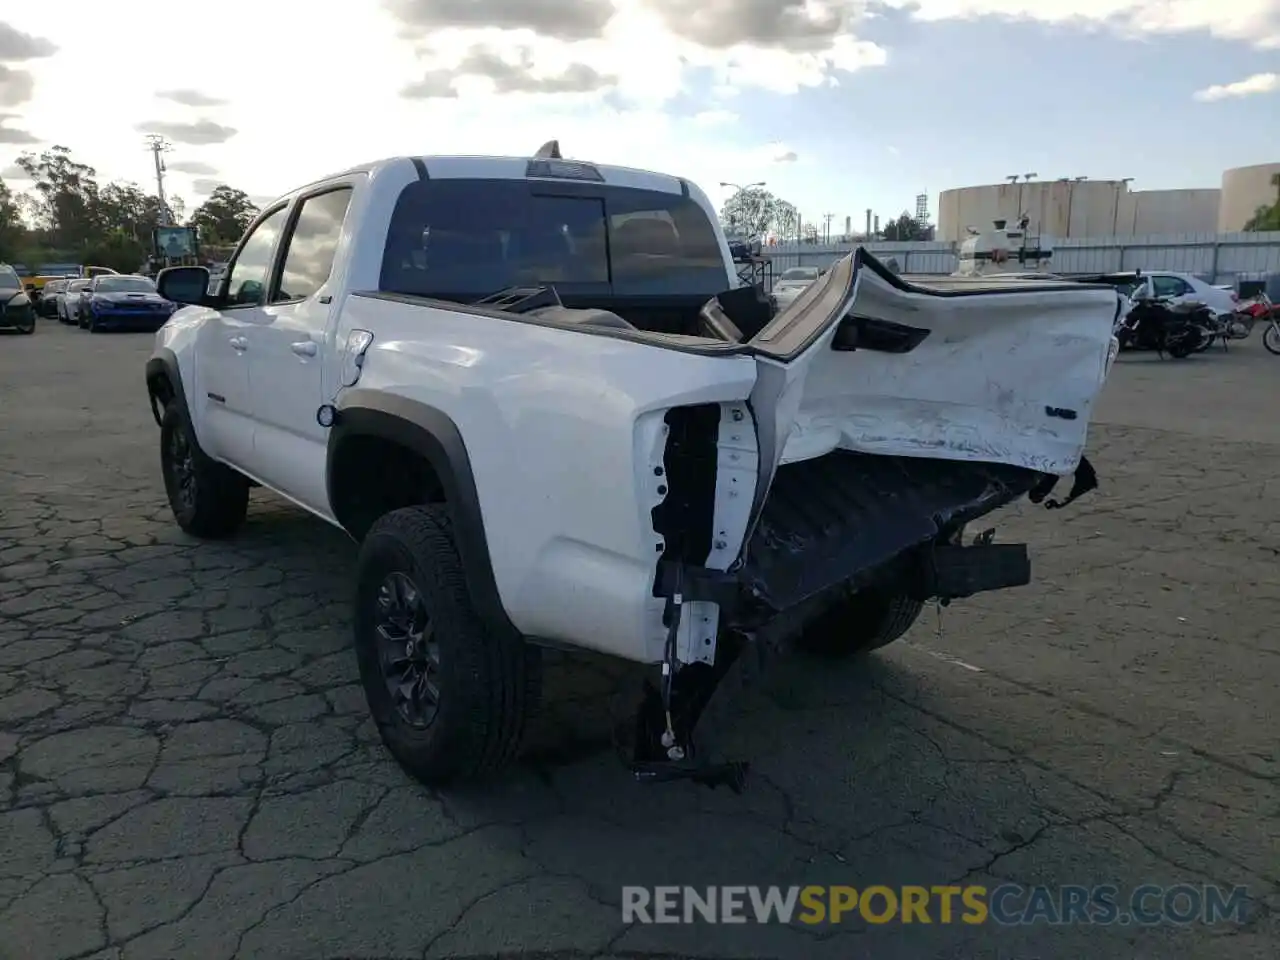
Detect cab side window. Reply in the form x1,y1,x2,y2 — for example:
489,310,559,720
224,206,289,307
272,188,353,303
1151,275,1191,298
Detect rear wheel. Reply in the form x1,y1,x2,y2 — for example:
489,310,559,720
795,589,924,659
354,504,539,786
1264,324,1280,355
159,404,249,538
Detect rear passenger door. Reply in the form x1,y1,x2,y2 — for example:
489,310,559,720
244,183,355,515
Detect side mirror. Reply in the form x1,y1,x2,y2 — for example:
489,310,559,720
157,265,211,305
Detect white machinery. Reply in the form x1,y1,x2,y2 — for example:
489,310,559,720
954,217,1053,277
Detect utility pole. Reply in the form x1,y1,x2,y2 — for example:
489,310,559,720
822,213,833,243
144,134,173,225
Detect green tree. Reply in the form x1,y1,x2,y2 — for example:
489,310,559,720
719,187,800,239
0,177,27,260
188,185,259,245
772,200,799,240
881,211,933,241
16,145,102,248
1242,173,1280,231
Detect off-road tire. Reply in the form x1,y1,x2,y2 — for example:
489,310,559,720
159,403,249,538
354,505,540,786
1263,324,1280,356
795,589,924,659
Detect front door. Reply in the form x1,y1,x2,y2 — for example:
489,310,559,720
244,185,355,516
194,204,291,469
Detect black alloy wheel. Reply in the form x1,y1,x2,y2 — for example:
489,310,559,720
373,571,441,729
165,421,198,511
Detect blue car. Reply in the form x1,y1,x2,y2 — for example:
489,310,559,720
78,274,176,332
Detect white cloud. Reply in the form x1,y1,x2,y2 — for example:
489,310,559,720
691,108,738,126
1,0,1276,213
1192,71,1279,101
0,0,895,201
879,0,1280,49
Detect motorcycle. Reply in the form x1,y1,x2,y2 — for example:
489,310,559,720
1235,292,1280,355
1116,295,1216,359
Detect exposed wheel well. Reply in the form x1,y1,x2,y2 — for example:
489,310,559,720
329,434,446,541
147,371,175,426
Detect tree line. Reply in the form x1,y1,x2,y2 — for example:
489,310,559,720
0,145,261,272
718,187,935,244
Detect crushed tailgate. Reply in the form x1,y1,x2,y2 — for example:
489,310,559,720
740,449,1041,611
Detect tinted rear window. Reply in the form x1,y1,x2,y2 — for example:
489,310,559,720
0,265,18,287
380,178,727,300
96,277,156,293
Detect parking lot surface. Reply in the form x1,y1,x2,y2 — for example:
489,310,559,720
1,321,1277,960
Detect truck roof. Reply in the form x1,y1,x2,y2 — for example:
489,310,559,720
297,149,695,205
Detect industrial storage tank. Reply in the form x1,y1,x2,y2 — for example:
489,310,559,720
1219,163,1280,232
938,181,1135,242
939,181,1222,241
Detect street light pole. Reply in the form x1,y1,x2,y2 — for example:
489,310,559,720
144,134,173,225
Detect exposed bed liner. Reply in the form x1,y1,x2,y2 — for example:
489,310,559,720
740,450,1043,612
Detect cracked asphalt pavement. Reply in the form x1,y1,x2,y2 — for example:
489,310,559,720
1,322,1277,960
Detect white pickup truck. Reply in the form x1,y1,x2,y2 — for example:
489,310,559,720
145,143,1121,790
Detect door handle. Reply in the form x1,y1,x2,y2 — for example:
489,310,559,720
229,336,248,351
291,340,318,357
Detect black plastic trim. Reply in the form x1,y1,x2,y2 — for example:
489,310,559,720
327,391,519,638
833,315,932,353
410,157,428,180
144,350,190,428
678,178,690,198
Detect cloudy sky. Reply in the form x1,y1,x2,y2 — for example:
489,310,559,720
1,1,1278,225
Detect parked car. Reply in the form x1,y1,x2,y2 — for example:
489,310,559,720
0,262,36,334
60,278,92,325
771,266,822,311
78,274,175,332
37,278,70,318
145,147,1121,789
1127,271,1237,317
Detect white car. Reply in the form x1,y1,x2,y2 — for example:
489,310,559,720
1129,271,1237,317
771,266,822,309
144,145,1122,789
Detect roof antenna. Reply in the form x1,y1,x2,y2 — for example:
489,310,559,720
534,140,562,159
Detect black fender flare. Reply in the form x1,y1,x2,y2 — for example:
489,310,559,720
144,349,190,429
327,390,518,639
